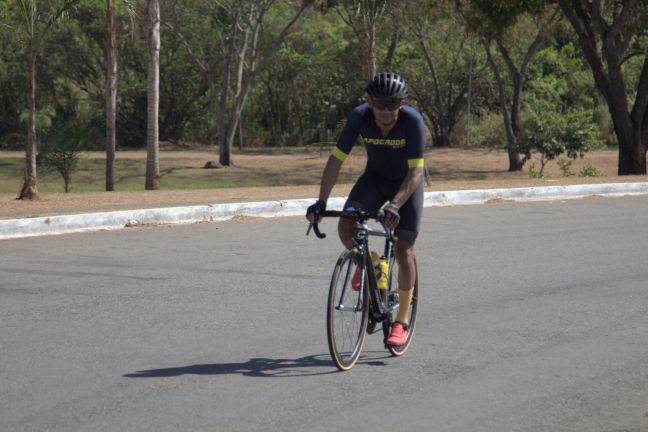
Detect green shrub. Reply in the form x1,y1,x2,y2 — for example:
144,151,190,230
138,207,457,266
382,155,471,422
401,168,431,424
557,158,575,177
528,163,549,179
579,163,603,177
522,110,605,176
38,126,92,192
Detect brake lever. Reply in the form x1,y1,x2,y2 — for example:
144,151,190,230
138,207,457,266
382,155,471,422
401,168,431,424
306,222,326,239
313,223,326,239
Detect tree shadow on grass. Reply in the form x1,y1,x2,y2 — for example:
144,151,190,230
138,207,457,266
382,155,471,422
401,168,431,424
124,352,390,379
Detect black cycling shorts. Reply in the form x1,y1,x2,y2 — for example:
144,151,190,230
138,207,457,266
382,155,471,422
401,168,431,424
344,171,423,242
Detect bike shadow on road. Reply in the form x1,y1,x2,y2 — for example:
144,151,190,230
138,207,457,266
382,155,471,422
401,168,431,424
124,352,391,378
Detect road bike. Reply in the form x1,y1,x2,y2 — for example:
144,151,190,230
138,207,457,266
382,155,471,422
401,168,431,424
307,208,418,371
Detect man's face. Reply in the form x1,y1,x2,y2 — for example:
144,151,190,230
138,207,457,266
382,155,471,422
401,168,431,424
368,97,403,128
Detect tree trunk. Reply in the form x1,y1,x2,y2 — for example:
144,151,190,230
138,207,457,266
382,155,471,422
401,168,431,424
483,8,557,172
220,6,251,167
367,21,377,78
238,116,244,150
145,0,160,190
611,101,647,175
485,42,523,171
215,2,242,167
508,68,524,171
18,49,39,200
105,0,118,191
608,54,648,175
223,86,249,165
383,26,399,69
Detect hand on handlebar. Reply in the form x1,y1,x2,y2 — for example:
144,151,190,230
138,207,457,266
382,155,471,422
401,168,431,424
306,207,395,241
306,199,326,223
383,202,400,230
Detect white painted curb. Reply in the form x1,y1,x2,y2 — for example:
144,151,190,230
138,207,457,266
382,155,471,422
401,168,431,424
1,183,647,240
423,182,648,206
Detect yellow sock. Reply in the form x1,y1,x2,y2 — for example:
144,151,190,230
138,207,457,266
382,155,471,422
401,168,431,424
396,288,413,326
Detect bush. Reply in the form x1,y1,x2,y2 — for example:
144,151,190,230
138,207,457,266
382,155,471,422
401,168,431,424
38,126,92,192
521,109,605,176
579,163,603,177
528,162,549,179
557,158,575,177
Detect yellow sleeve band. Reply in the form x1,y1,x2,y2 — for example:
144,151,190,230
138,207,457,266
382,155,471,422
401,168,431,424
331,147,349,161
408,158,425,168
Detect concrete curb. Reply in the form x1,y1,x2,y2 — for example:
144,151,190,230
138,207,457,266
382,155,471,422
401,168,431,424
1,183,647,240
423,182,648,206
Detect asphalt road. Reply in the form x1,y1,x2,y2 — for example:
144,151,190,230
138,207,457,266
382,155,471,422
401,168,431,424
2,196,648,432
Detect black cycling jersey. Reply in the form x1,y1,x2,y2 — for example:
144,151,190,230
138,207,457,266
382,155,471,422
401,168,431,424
332,103,426,181
333,103,426,242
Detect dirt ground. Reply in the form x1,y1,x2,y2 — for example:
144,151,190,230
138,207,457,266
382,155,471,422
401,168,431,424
1,148,645,220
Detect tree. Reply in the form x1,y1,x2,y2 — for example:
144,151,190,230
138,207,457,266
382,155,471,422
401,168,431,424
461,0,561,171
9,0,80,200
144,0,159,190
332,0,391,79
214,0,313,167
403,0,487,147
248,8,366,147
520,40,605,173
557,0,648,175
523,110,604,175
105,0,117,190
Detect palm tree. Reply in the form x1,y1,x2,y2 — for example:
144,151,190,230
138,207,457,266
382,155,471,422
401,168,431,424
13,0,80,200
144,0,160,190
105,0,118,191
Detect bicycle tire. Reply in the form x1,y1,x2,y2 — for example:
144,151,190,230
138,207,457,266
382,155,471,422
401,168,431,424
385,256,419,356
326,249,369,371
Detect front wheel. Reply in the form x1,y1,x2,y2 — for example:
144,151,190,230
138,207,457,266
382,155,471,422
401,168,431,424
327,249,369,371
385,256,418,356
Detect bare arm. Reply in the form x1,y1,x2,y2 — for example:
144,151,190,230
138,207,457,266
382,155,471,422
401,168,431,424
306,155,344,223
390,167,424,208
318,155,344,202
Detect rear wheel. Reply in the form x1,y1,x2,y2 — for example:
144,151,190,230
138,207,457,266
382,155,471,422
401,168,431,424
384,256,418,356
327,249,369,371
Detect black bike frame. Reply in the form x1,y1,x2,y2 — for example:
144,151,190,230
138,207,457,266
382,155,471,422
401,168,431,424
309,209,398,323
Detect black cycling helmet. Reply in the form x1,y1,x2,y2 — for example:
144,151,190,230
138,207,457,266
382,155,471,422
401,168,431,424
366,72,409,99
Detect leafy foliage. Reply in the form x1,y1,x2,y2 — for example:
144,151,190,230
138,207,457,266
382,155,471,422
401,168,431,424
556,158,574,177
520,42,604,175
0,0,631,173
522,110,604,175
38,123,93,192
579,163,603,177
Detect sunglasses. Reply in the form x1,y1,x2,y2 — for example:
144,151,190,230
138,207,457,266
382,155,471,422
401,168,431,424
371,99,402,111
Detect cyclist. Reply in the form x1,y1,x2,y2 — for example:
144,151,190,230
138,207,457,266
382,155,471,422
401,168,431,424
306,71,425,347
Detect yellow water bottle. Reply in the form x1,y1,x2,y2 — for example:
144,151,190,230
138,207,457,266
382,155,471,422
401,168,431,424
377,256,388,290
370,251,380,268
